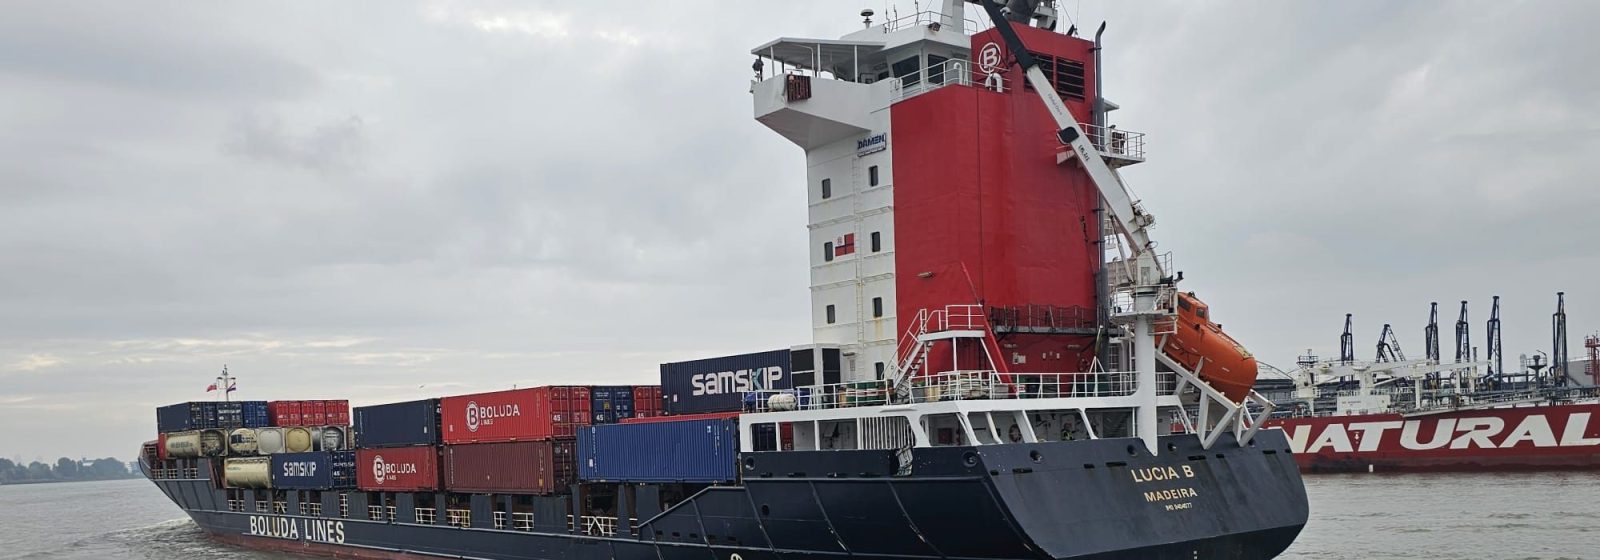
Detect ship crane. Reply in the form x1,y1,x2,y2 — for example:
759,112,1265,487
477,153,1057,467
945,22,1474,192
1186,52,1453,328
968,0,1268,451
1376,323,1405,363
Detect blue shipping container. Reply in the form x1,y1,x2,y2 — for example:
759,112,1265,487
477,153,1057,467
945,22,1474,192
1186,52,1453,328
156,402,205,433
591,386,635,424
354,399,440,448
270,451,357,489
576,417,739,483
660,350,791,414
242,401,271,428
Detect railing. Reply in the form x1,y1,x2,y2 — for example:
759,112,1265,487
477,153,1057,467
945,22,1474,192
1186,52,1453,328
512,512,535,532
881,10,982,34
273,500,287,514
339,494,349,519
577,515,636,537
415,508,436,525
256,501,271,513
227,499,244,513
300,502,321,516
890,57,1021,103
987,304,1096,332
1082,123,1146,161
368,505,385,521
386,506,397,523
747,370,1141,413
447,509,471,528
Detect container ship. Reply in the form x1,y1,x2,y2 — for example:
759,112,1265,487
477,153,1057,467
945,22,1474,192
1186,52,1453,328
1263,294,1600,472
139,2,1309,558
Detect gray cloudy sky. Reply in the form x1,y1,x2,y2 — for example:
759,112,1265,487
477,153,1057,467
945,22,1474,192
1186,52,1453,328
2,1,1597,461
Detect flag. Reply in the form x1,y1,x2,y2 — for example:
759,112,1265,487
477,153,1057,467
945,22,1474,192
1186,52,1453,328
205,383,218,392
834,233,856,257
226,382,238,393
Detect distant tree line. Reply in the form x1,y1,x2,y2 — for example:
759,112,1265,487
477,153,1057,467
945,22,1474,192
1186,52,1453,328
0,457,138,484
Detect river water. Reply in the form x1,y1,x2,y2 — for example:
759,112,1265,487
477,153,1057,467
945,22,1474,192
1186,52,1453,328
1,474,1595,559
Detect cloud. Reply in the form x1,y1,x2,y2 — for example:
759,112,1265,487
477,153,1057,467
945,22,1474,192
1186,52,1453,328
223,113,368,172
0,0,1597,462
7,354,65,372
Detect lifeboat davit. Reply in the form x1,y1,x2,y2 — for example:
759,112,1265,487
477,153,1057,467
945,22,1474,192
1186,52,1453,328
1162,292,1257,403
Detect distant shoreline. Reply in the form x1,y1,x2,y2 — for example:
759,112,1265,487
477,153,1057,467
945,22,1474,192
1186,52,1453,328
0,476,140,486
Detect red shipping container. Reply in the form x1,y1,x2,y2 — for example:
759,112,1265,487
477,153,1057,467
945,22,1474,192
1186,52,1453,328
356,447,440,491
443,440,575,494
304,400,327,425
442,388,552,444
268,400,303,427
633,386,663,413
327,400,351,426
156,433,169,461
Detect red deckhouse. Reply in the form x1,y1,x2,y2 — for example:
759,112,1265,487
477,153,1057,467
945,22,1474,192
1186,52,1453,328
753,11,1134,383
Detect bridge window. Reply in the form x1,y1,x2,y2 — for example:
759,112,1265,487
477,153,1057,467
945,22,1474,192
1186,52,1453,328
826,305,836,324
821,178,832,199
868,165,880,186
892,56,921,87
875,362,886,380
871,231,881,252
927,54,949,85
872,297,884,318
823,242,834,262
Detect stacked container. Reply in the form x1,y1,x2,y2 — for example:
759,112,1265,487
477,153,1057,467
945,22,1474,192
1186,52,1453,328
436,387,588,495
271,451,358,490
591,386,635,424
269,400,352,427
354,399,440,448
440,387,590,443
356,447,440,491
577,415,740,483
157,401,270,432
353,399,442,492
660,350,792,414
442,441,575,494
633,386,664,418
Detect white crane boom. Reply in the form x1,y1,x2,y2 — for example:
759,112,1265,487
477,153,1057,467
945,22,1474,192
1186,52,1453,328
972,0,1162,282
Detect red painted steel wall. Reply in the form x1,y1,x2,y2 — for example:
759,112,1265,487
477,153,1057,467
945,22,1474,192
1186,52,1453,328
441,386,591,444
442,440,575,494
891,27,1102,374
1268,403,1600,472
355,446,440,491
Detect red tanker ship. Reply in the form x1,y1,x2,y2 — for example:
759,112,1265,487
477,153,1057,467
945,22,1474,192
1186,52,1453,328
1263,294,1600,472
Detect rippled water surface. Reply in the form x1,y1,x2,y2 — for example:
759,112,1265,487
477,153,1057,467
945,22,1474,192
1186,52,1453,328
1,473,1595,559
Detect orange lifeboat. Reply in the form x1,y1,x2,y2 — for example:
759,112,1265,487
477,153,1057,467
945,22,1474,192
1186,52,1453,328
1162,292,1257,403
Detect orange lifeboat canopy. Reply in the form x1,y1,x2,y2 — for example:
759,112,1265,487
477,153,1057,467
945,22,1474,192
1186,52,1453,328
1162,292,1257,403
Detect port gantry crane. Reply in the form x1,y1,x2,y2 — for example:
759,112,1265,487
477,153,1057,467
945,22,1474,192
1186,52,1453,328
969,0,1272,452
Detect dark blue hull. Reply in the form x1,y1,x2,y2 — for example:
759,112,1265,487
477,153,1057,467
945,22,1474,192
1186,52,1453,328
144,432,1308,560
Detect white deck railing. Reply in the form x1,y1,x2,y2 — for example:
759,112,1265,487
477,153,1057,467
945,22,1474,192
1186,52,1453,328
745,370,1145,413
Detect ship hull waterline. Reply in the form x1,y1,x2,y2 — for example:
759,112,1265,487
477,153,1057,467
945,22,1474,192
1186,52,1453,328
146,432,1310,560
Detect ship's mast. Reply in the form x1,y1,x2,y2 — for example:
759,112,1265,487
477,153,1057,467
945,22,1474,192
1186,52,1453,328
215,365,235,403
